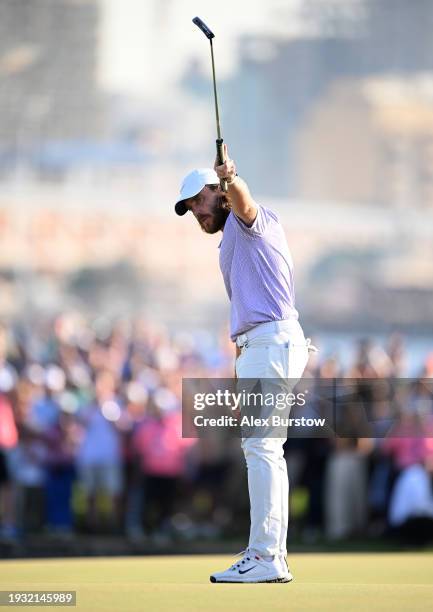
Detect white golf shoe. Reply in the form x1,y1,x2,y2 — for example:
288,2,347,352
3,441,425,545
210,551,290,583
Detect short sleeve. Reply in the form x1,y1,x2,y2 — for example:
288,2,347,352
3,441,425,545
231,204,276,238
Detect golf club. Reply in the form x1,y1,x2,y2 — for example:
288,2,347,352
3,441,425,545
192,16,228,192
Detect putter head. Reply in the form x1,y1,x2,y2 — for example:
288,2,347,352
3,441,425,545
192,16,214,39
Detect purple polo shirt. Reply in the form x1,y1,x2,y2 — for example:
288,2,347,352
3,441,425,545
219,205,298,341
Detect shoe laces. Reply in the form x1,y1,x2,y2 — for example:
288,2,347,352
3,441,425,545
229,549,261,571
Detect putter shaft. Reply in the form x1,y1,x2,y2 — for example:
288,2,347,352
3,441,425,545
210,39,221,141
193,16,227,191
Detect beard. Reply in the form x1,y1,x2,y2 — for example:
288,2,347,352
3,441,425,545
198,195,231,234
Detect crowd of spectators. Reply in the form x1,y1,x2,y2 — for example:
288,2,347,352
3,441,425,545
1,315,433,548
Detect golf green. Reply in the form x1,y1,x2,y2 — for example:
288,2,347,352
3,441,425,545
0,553,432,611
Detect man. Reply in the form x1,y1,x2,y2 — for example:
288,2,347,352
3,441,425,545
175,145,310,583
76,370,123,531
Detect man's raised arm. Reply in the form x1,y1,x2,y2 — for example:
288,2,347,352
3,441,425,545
214,143,257,226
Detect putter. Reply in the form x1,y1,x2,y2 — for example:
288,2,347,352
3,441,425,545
192,16,228,192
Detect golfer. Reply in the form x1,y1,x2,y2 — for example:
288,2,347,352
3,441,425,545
175,144,310,583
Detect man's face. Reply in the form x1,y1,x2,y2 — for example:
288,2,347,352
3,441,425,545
185,185,230,234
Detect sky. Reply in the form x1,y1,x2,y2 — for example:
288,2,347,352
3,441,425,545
98,0,302,97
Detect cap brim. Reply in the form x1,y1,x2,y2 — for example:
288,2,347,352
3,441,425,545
175,200,188,216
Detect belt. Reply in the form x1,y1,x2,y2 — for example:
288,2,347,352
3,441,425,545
235,319,301,348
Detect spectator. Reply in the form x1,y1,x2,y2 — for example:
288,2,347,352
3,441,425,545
131,388,195,541
123,381,149,539
43,410,77,535
324,437,370,540
8,412,47,534
0,391,18,539
382,383,433,542
388,463,433,543
76,369,124,531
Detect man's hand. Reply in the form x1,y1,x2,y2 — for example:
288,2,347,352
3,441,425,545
214,144,257,226
214,144,237,184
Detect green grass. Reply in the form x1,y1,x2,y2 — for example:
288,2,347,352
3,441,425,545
1,553,432,611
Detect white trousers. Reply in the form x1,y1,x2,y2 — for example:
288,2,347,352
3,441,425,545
235,320,309,557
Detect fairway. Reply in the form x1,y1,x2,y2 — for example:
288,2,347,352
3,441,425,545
0,553,432,611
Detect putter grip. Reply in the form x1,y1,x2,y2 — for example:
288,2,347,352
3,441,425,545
216,138,228,192
192,16,215,39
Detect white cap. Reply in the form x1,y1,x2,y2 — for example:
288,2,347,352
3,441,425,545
175,168,219,216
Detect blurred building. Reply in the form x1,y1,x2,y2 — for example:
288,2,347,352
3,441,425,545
0,0,104,151
221,0,433,198
297,76,433,207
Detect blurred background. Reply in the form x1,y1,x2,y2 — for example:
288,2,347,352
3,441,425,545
0,0,433,557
